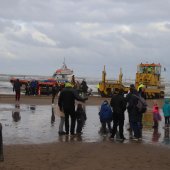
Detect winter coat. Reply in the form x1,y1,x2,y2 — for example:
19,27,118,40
99,101,113,122
75,108,87,122
58,87,86,114
13,80,21,92
162,99,170,117
126,90,140,122
152,104,161,121
110,93,127,120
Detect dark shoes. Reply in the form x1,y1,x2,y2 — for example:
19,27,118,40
58,131,66,136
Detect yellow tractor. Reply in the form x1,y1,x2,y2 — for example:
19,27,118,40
98,63,165,99
98,66,129,97
135,63,165,99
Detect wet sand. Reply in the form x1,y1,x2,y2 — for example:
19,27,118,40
0,94,169,170
0,94,164,108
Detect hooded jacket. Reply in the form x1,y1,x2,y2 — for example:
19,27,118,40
162,99,170,117
99,101,113,122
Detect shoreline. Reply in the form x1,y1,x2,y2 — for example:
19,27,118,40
0,94,164,108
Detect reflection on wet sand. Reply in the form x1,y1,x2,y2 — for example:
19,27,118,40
163,128,170,145
51,106,55,125
12,104,21,122
152,128,161,142
58,134,83,142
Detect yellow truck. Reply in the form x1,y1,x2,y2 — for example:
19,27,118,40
98,63,165,99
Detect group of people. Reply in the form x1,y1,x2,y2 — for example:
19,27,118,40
99,84,170,141
98,84,147,141
12,78,170,141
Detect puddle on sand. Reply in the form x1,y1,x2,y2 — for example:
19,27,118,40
0,104,170,148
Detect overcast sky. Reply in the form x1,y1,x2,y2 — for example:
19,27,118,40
0,0,170,80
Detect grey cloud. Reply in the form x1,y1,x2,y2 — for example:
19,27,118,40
0,0,170,78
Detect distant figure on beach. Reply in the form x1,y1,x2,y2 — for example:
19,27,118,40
13,79,22,101
99,100,113,134
25,82,31,95
30,80,38,95
75,103,87,135
110,89,127,141
71,75,76,88
58,82,87,135
152,102,161,129
162,98,170,128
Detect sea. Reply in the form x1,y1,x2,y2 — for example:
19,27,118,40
0,74,170,97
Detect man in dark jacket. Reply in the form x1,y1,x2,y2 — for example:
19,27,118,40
126,84,141,140
13,79,22,101
110,89,127,140
58,82,87,135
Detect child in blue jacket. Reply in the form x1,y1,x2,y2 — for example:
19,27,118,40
99,100,113,133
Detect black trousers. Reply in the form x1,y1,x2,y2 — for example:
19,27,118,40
76,120,84,133
101,121,112,133
165,116,170,125
64,112,76,134
111,118,124,139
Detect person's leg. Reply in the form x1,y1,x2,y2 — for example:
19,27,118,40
119,119,125,139
101,122,107,133
76,120,83,134
107,121,112,133
18,91,20,101
15,92,17,101
52,93,56,103
59,117,65,133
70,113,76,135
168,117,170,125
131,122,140,139
64,113,69,134
111,119,118,138
165,116,168,126
154,121,158,128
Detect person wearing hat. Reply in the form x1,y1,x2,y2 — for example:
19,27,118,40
58,82,87,135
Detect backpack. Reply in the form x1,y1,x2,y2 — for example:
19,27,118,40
133,95,147,113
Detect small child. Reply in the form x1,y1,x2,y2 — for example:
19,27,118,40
162,98,170,128
152,103,161,129
75,103,87,135
99,100,113,134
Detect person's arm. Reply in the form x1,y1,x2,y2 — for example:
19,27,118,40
73,89,88,102
58,92,63,111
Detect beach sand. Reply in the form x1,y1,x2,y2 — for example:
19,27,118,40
0,95,169,170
